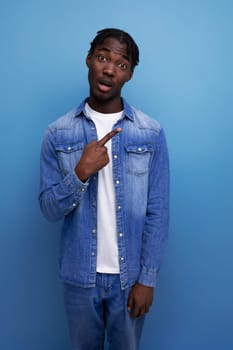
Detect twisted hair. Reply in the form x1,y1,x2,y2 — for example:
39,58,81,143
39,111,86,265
88,28,139,71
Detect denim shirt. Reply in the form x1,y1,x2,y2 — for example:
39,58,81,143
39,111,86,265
39,98,169,290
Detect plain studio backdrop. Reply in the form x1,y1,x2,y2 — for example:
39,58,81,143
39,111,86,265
0,1,232,349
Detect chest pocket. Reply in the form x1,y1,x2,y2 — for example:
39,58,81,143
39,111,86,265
55,142,84,176
125,144,153,176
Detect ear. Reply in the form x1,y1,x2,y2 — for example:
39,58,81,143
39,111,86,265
127,69,134,82
86,54,91,68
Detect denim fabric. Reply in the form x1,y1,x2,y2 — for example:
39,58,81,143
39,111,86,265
39,98,169,289
63,273,145,350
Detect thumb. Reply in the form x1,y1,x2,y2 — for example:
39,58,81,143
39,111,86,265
127,290,133,311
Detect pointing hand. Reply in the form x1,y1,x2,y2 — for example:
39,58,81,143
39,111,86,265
75,128,122,182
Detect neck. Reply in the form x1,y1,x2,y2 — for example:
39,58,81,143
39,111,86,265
88,97,123,114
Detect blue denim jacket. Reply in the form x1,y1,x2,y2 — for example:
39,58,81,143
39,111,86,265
39,98,169,289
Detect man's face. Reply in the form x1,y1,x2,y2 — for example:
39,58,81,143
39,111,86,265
86,37,133,111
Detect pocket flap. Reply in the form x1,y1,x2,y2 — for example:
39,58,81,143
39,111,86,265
125,144,153,154
55,142,84,153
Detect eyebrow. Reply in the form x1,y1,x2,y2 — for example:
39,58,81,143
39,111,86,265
97,47,129,61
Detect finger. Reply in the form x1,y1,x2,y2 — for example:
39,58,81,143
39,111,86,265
136,305,147,318
131,304,140,318
127,293,133,312
97,128,122,147
145,305,150,313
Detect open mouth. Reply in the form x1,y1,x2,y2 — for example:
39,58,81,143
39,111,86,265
98,79,113,92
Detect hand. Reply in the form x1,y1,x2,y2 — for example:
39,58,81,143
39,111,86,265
127,283,154,318
75,128,121,182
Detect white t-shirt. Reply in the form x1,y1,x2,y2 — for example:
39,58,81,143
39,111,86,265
85,103,123,273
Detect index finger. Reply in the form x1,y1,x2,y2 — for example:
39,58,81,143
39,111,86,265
97,128,122,146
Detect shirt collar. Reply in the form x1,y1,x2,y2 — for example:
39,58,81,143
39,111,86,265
74,97,134,122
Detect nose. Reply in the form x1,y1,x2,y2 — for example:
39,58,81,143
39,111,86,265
103,62,115,76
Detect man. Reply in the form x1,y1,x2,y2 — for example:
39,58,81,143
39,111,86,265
39,28,169,350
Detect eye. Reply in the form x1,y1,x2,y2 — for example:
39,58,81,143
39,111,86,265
97,54,107,62
118,62,129,70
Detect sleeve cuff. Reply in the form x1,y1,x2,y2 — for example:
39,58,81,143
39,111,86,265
137,267,158,287
62,171,89,213
64,170,89,192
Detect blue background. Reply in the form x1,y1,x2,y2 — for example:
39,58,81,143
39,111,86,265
1,1,232,349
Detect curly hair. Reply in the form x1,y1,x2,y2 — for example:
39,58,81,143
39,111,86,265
88,28,139,71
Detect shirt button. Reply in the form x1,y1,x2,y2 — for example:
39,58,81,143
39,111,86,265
119,233,123,237
117,205,122,210
115,180,120,185
91,252,95,256
114,155,118,159
67,146,72,151
138,147,142,152
120,257,125,261
81,188,85,192
72,203,76,207
92,229,96,234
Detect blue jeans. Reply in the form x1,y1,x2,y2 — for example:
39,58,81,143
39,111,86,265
63,273,145,350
